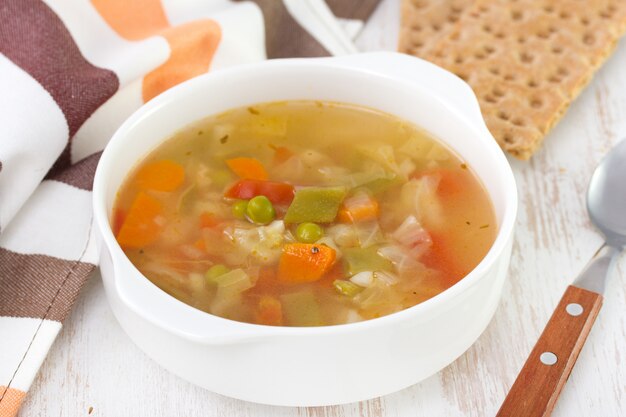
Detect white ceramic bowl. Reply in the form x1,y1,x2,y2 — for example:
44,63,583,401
93,52,517,407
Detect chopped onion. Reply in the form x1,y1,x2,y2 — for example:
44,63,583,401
374,271,399,286
400,176,443,227
391,215,432,258
187,272,206,293
354,220,384,248
350,271,374,287
341,190,375,215
318,166,351,184
178,244,205,260
272,155,305,182
354,285,387,309
316,237,342,259
398,158,416,179
326,224,359,247
227,220,285,265
377,244,425,273
344,309,364,324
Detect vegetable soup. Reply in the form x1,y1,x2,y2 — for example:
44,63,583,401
113,101,497,326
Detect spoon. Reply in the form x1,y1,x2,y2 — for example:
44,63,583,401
497,139,626,417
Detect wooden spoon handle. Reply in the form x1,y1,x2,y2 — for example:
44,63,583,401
496,285,603,417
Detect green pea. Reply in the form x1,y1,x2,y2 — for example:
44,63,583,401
295,222,323,243
246,195,275,225
205,264,230,284
232,200,248,219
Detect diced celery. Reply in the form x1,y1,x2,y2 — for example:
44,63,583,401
212,268,253,299
361,177,401,194
205,264,230,284
333,280,363,297
284,186,347,223
343,246,393,276
280,291,323,326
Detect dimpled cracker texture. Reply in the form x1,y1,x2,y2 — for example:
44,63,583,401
398,0,475,56
424,0,626,159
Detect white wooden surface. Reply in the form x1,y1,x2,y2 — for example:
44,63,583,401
19,1,626,415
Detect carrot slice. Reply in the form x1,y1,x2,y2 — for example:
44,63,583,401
226,157,268,180
116,192,163,248
112,208,126,236
225,179,295,205
250,267,280,294
316,261,345,289
273,146,293,165
255,295,283,326
277,243,336,283
193,238,206,252
135,160,185,192
337,194,379,223
199,212,218,228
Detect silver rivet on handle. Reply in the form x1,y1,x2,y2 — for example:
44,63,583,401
540,352,558,366
566,303,583,316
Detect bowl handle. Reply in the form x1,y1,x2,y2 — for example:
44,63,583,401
105,243,265,345
325,52,486,131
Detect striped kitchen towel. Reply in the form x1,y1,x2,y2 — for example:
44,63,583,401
0,1,381,415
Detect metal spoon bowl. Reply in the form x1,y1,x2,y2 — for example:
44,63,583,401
588,139,626,248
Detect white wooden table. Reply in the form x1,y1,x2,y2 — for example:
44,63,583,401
19,1,626,415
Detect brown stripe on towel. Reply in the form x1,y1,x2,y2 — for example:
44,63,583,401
233,0,329,58
48,152,102,191
326,0,382,22
0,0,119,172
0,248,95,322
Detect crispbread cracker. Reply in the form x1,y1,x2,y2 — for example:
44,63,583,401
422,0,626,159
398,0,475,57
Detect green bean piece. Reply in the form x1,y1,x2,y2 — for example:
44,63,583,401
284,186,347,223
280,291,323,326
333,280,364,297
246,195,275,225
205,264,230,284
295,222,323,243
344,247,393,275
232,200,248,219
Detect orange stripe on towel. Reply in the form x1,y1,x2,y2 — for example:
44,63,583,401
91,0,169,40
0,387,26,417
90,0,222,102
142,20,221,102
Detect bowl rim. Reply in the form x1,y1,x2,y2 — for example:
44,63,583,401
93,52,518,339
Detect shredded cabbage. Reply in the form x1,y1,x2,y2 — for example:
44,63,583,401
391,215,432,258
400,176,444,228
225,220,285,265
